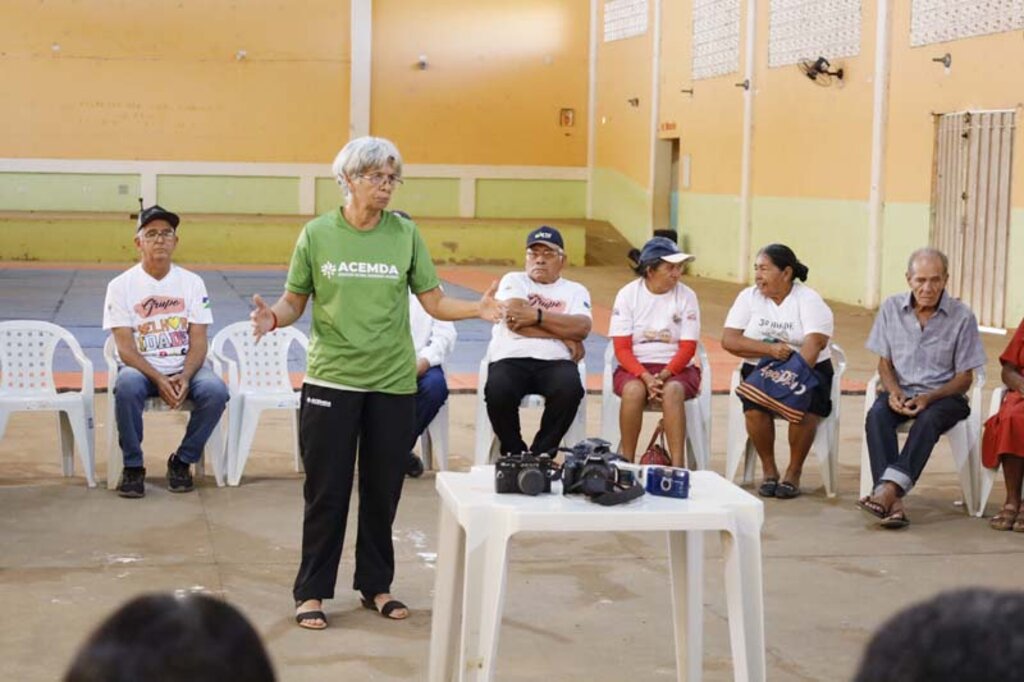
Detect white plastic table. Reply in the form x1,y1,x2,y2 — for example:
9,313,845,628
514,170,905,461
428,466,765,682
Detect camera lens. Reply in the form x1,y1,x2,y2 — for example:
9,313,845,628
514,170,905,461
517,468,545,496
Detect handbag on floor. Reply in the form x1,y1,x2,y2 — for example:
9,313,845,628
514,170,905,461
638,421,672,467
735,353,820,423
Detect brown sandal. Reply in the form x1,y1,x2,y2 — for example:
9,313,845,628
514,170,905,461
990,506,1019,532
1013,514,1024,533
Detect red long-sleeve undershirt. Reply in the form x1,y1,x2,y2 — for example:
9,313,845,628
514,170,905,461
613,336,697,377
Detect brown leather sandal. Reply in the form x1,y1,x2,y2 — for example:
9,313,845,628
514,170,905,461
990,506,1018,532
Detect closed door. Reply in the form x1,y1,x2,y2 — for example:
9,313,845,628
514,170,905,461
930,110,1015,328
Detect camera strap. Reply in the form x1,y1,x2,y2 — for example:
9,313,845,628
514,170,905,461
590,481,645,506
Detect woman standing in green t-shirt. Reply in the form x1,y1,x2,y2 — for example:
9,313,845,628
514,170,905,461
251,137,500,630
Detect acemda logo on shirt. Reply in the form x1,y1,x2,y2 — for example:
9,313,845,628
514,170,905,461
320,261,400,280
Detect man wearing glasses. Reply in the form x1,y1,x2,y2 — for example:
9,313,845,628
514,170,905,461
102,205,228,498
484,226,592,456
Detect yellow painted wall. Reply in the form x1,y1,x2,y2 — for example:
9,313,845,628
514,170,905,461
885,6,1024,206
881,4,1024,321
750,4,876,201
1,0,351,162
589,0,655,247
594,5,653,188
370,0,589,166
658,1,744,281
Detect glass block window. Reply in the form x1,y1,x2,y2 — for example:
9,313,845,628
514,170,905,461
604,0,649,42
692,0,741,80
911,0,1024,47
768,0,861,68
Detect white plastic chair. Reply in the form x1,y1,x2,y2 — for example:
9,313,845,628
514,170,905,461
599,341,712,469
416,365,450,472
473,352,588,466
725,344,846,497
858,369,985,517
975,384,1006,518
104,335,225,489
210,322,307,486
0,321,96,487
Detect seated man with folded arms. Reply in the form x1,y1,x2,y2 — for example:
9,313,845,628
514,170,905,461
103,205,229,498
406,292,457,477
859,247,986,528
484,226,592,456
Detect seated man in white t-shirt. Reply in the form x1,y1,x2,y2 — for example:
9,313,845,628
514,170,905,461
407,292,457,477
102,205,229,498
484,226,592,456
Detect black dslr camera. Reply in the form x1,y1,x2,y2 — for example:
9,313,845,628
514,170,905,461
494,451,560,496
561,438,638,500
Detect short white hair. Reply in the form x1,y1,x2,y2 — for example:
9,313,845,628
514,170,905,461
906,247,948,277
332,136,404,200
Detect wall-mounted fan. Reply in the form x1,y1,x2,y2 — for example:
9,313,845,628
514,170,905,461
798,57,844,86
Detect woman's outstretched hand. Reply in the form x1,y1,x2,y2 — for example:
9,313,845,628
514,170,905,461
250,294,275,341
478,281,503,323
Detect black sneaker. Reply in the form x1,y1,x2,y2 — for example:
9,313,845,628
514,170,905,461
117,466,146,498
166,453,195,493
406,453,425,479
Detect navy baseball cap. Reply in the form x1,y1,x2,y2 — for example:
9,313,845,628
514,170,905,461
639,236,694,265
137,204,180,232
526,226,564,250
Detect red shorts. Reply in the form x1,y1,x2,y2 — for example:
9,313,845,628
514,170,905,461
612,363,702,399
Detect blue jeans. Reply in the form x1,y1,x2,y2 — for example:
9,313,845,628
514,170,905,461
864,392,970,494
114,366,229,467
413,366,449,444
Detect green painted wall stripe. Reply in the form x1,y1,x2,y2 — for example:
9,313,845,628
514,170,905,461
0,173,140,212
0,215,586,266
679,193,741,281
880,203,930,299
475,179,586,219
392,178,461,217
590,167,651,247
751,196,870,306
314,178,342,215
157,176,299,214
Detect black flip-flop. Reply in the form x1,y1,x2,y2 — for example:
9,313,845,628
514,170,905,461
775,481,801,499
295,608,328,630
880,510,910,529
857,496,888,520
758,479,779,498
361,596,409,620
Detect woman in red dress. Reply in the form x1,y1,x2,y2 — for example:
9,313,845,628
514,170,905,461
983,321,1024,531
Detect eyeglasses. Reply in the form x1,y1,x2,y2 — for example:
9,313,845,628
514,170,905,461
526,248,562,260
141,229,176,241
359,173,404,187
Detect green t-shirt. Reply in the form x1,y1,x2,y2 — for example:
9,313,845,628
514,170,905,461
286,209,441,394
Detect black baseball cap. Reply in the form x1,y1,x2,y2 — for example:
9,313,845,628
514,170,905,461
137,204,180,232
526,226,564,250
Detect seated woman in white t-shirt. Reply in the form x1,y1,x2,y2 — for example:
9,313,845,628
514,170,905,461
609,237,702,467
721,243,835,500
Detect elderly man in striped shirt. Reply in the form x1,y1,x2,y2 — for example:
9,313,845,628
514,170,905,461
858,247,987,529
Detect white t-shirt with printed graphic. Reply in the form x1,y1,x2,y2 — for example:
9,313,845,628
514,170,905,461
102,263,214,375
608,279,701,364
723,281,833,365
487,272,592,362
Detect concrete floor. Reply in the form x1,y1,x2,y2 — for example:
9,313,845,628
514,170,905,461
2,388,1022,682
1,260,1018,680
